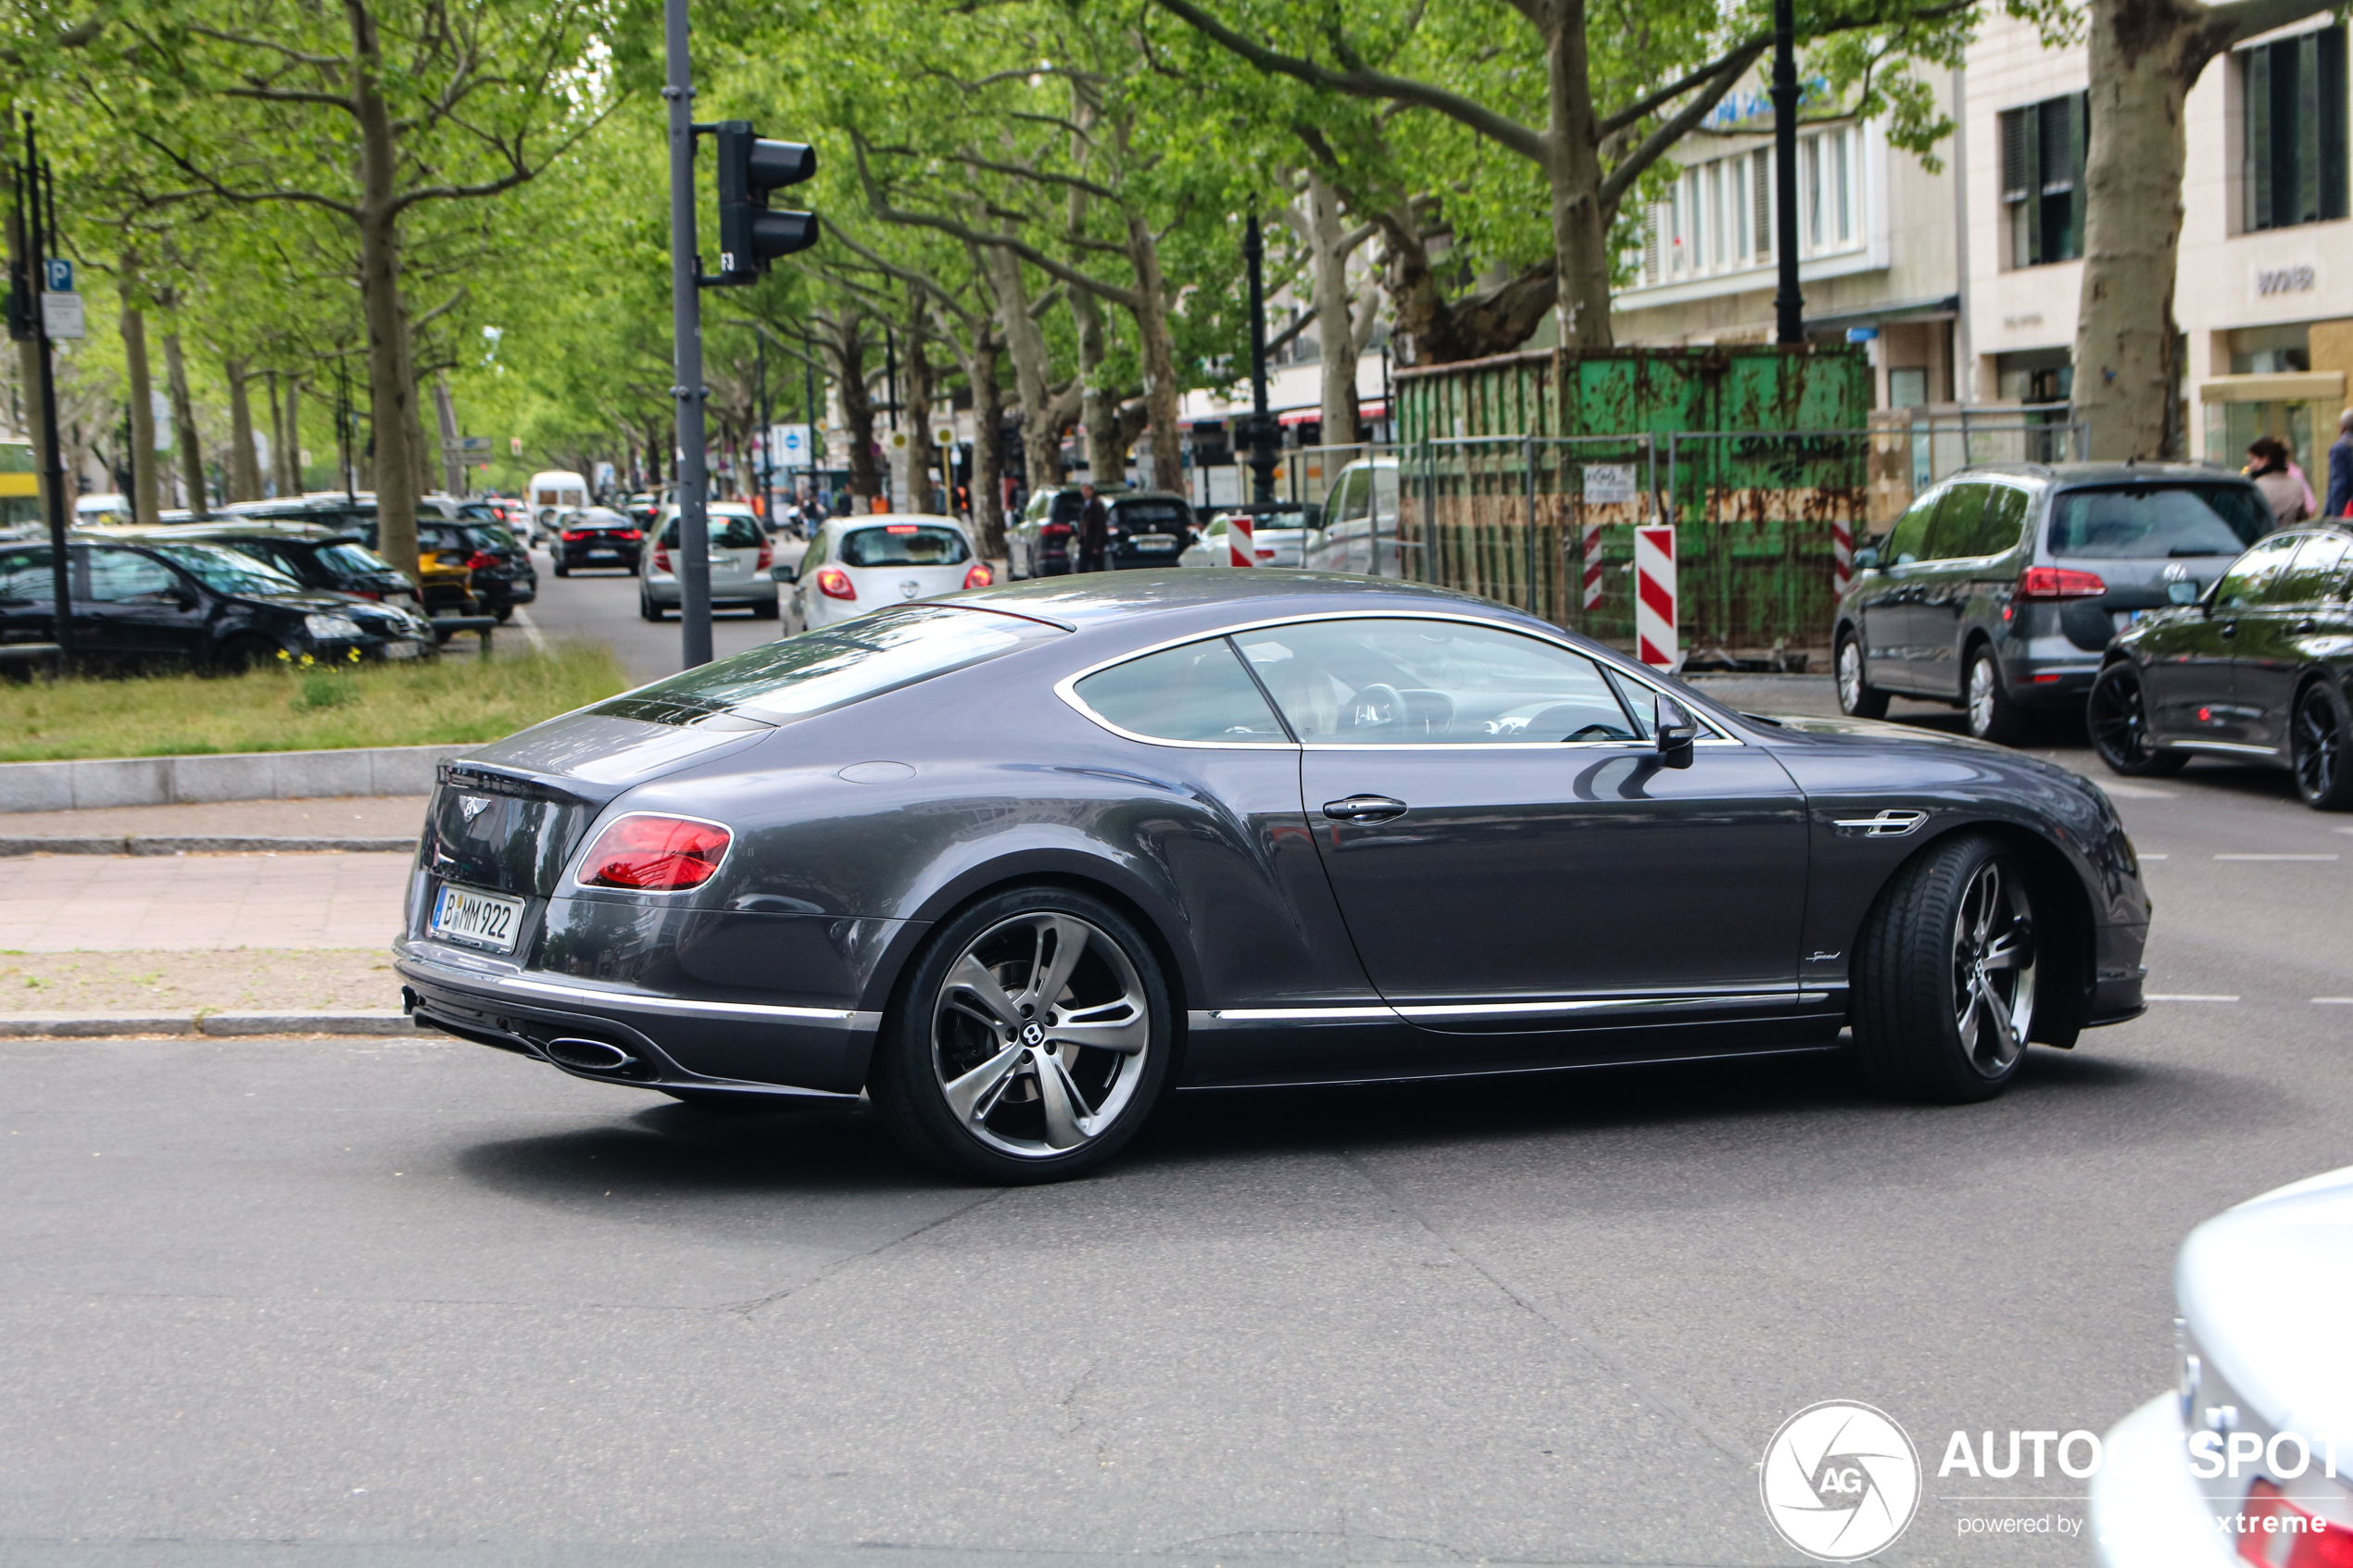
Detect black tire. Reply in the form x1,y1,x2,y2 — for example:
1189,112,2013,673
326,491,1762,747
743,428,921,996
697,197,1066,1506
626,562,640,577
1853,834,2044,1103
1835,629,1890,720
1963,643,2025,746
2292,680,2353,809
552,561,570,578
212,635,283,673
2086,663,2186,777
750,597,781,621
638,592,664,622
868,885,1174,1184
493,603,514,623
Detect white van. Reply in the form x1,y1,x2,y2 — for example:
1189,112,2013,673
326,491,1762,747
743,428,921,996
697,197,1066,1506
1302,458,1403,576
524,470,589,544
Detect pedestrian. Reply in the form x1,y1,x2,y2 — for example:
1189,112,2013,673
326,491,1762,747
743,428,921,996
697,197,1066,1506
2247,435,2310,530
1076,481,1109,572
2326,409,2353,520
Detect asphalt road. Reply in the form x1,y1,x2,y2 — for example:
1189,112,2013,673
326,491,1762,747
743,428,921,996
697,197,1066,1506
6,677,2352,1568
516,537,806,685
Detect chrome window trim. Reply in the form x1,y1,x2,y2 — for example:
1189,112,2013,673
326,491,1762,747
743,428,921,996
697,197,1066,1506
1053,608,1740,751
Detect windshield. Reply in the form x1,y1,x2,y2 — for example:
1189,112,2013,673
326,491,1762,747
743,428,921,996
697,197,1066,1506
2047,483,2271,558
840,524,971,567
314,542,396,576
465,522,521,550
145,543,305,596
596,605,1063,726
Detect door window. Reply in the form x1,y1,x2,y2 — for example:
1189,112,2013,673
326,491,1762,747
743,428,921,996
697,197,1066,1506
1882,489,1939,563
86,549,182,602
2213,532,2304,609
2274,532,2352,602
1921,483,1991,559
1327,470,1369,525
1072,638,1290,745
1976,485,2031,558
1232,618,1645,744
0,547,53,601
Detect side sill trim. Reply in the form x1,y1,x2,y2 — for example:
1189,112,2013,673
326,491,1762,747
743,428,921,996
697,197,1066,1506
2167,739,2279,757
1187,989,1839,1029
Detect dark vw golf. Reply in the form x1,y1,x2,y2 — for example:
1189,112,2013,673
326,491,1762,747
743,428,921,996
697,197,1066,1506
396,573,2151,1183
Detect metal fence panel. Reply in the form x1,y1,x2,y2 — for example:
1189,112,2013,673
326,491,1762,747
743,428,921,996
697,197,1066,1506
1666,430,1868,663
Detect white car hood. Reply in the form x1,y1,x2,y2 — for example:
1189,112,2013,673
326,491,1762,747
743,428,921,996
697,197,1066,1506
2177,1164,2353,1452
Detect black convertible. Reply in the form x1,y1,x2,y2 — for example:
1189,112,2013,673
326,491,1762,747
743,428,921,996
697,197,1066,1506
396,573,2151,1182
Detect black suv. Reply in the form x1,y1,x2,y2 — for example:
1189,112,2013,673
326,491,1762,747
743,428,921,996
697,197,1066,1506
1006,484,1197,576
1834,462,2272,743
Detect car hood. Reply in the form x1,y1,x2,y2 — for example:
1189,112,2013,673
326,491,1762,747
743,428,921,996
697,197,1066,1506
2177,1166,2353,1454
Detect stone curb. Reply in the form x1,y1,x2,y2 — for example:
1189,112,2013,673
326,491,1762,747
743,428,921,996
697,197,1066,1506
0,743,474,814
0,1010,417,1038
0,834,419,857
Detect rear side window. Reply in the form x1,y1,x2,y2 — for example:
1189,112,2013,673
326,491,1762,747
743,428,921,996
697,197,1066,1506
598,605,1063,726
1979,485,2030,556
1922,483,1990,559
2279,533,2353,600
1073,638,1289,745
2214,532,2303,610
2047,484,2268,558
840,525,970,567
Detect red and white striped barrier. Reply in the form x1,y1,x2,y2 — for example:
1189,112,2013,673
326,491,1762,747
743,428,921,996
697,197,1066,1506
1581,521,1604,611
1227,511,1255,568
1634,524,1678,670
1831,516,1854,596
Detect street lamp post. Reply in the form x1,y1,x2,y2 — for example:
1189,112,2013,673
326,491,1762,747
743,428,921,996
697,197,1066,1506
1770,0,1805,346
1243,214,1277,506
662,0,713,669
15,118,72,659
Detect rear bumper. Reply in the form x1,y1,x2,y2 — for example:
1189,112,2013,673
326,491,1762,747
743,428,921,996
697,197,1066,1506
394,937,876,1097
643,576,780,605
2091,1396,2236,1568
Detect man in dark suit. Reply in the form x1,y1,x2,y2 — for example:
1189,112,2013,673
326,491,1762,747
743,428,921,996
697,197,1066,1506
2326,408,2353,521
1077,482,1109,572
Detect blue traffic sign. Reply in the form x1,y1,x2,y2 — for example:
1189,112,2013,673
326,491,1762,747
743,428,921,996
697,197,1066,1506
43,257,73,293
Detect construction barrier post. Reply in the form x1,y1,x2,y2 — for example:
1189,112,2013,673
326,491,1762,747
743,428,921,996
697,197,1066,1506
1634,524,1678,670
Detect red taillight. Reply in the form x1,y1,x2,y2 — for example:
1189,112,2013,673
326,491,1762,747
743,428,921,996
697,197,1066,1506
2016,566,2107,599
887,523,918,533
1042,522,1073,539
466,550,496,571
579,815,731,891
654,543,672,572
816,567,856,600
2238,1480,2353,1568
561,530,588,542
1255,547,1276,559
618,529,641,542
352,589,383,600
756,540,774,571
963,563,993,589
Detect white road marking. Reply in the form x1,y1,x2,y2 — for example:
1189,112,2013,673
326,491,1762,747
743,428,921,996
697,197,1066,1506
2147,994,2241,1002
2137,854,2169,860
2098,783,2176,799
510,604,549,656
2313,997,2353,1005
2213,853,2338,861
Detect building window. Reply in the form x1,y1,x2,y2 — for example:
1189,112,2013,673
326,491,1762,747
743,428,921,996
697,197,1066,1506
2000,94,2086,268
1798,125,1862,257
1642,147,1775,285
2242,26,2347,232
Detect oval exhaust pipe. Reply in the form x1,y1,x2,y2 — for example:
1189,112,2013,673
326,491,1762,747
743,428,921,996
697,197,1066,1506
543,1036,635,1073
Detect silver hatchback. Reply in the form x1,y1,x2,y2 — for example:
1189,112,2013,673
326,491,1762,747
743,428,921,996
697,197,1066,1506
637,504,778,621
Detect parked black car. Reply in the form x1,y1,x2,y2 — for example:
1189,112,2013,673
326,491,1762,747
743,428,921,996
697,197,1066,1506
141,521,424,610
417,516,536,621
396,571,2148,1184
0,536,435,667
2089,522,2353,808
1006,485,1199,577
1834,462,2271,743
550,508,645,575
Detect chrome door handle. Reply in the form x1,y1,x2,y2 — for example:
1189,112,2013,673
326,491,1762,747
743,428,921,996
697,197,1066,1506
1323,795,1407,823
2295,618,2319,633
2219,622,2237,639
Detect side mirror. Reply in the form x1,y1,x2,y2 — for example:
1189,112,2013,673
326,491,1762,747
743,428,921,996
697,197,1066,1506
773,562,797,583
1655,695,1698,769
2166,579,2202,606
1853,545,1881,571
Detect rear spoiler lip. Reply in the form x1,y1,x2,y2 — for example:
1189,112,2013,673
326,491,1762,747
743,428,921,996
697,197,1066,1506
435,759,623,809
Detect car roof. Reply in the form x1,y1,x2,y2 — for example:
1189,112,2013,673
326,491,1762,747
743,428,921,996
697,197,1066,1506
1957,461,2255,486
837,513,967,529
958,569,1499,633
140,521,344,544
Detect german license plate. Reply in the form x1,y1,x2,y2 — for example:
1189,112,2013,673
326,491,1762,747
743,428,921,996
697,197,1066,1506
1131,533,1178,551
383,640,424,659
432,884,525,953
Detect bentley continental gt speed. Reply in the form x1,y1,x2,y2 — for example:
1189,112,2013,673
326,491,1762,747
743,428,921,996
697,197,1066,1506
395,572,2152,1183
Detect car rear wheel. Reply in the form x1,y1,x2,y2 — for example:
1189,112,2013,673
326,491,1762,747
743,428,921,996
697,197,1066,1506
870,887,1172,1184
2292,681,2353,810
1964,645,2024,746
638,588,664,622
750,597,780,621
2087,663,2185,777
552,561,570,577
1853,834,2040,1103
1835,631,1889,720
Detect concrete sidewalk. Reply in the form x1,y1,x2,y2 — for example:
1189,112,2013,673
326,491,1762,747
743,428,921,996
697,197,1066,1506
0,849,411,951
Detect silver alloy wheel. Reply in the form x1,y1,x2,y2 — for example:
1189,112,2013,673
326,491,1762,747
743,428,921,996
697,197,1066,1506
1951,858,2035,1077
929,911,1152,1158
1837,638,1865,712
1967,655,1999,736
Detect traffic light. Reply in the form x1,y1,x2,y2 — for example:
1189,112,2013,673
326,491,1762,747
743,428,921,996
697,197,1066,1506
713,121,817,284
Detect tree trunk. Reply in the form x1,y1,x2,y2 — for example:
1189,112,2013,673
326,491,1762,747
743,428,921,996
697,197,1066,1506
348,0,422,584
969,329,1006,555
226,360,261,503
903,303,937,513
1304,169,1362,445
1544,1,1615,347
1070,285,1122,483
433,372,464,495
978,244,1062,495
283,379,304,493
118,252,161,527
162,327,207,518
1378,208,1557,364
1124,217,1185,493
834,316,882,503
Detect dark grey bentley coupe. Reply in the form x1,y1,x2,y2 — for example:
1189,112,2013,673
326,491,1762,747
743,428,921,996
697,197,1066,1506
396,573,2151,1182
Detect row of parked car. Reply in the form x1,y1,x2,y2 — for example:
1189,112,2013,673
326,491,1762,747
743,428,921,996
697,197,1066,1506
0,492,539,670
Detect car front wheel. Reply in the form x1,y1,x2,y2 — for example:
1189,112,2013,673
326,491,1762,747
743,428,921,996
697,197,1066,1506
2087,663,2185,777
1853,834,2041,1102
2292,681,2353,809
870,887,1173,1184
1835,631,1889,720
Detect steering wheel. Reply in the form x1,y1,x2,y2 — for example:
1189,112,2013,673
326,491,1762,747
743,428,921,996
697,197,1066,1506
1346,683,1404,732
